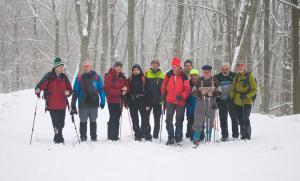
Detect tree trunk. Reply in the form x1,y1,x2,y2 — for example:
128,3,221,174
75,0,94,75
232,0,258,69
262,0,270,113
101,0,109,75
110,0,116,66
128,0,135,73
225,0,233,64
281,4,292,115
140,0,147,68
173,0,185,58
52,0,59,57
291,0,300,114
92,0,101,71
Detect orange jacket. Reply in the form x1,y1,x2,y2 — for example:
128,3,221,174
161,69,190,106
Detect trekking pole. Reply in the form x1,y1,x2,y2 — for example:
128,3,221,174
119,94,125,141
213,111,216,143
71,114,81,144
203,95,208,143
126,109,134,139
242,100,246,142
159,106,165,143
119,110,123,140
207,97,211,143
29,97,39,145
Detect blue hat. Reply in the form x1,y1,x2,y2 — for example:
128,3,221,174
53,57,64,68
202,65,212,71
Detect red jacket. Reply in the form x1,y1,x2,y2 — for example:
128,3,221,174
104,68,129,104
36,72,72,110
161,69,190,106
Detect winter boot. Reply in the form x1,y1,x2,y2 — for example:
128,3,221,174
193,131,201,142
153,126,159,139
80,122,87,141
166,138,175,145
53,127,60,144
205,129,212,142
90,122,97,141
240,126,247,140
58,128,64,143
246,126,251,140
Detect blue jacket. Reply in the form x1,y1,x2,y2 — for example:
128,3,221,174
71,71,106,108
186,79,196,117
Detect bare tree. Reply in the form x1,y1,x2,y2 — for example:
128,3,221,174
128,0,135,73
232,0,258,69
101,0,109,75
291,0,300,113
173,0,185,58
75,0,94,74
262,0,271,113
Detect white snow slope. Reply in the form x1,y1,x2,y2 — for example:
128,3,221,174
0,90,299,181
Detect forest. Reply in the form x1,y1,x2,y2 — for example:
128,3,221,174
0,0,299,116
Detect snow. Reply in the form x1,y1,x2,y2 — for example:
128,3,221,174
82,14,89,36
1,90,300,181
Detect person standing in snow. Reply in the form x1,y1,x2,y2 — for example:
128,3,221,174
161,57,190,145
230,63,257,140
104,62,129,141
126,64,151,141
192,65,221,146
71,60,106,142
144,60,165,139
215,63,239,141
185,69,200,141
183,59,194,139
35,57,72,144
183,59,193,80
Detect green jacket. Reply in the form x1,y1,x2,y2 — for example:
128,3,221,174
145,69,165,106
230,72,257,106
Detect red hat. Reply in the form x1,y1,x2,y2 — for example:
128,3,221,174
171,57,181,67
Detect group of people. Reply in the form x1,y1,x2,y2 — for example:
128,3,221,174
35,57,257,146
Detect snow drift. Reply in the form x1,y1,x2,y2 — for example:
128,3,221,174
0,90,299,181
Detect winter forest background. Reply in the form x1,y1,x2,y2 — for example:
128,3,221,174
0,0,299,116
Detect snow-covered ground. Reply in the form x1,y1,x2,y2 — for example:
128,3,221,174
0,90,299,181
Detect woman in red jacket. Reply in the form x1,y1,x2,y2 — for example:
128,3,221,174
104,62,129,141
35,58,72,144
161,57,190,145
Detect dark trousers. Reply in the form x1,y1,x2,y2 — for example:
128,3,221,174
186,114,194,140
129,97,151,139
219,99,239,138
108,103,122,140
49,109,66,134
165,103,185,141
235,104,252,139
145,103,162,138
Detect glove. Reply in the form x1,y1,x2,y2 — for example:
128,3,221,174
176,95,183,101
70,105,78,115
240,93,247,100
100,104,105,109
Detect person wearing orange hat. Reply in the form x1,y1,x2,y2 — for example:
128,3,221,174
161,57,190,145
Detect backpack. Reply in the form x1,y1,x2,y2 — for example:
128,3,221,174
78,72,100,107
